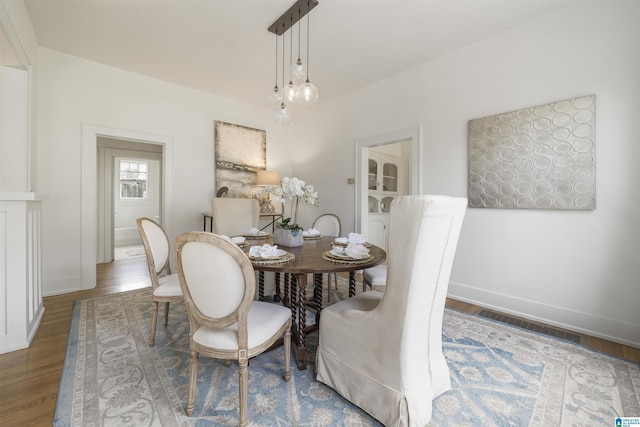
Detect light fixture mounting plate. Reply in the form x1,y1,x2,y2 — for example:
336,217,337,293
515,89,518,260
268,0,319,36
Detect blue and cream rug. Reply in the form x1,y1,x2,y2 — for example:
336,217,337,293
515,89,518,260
54,287,640,426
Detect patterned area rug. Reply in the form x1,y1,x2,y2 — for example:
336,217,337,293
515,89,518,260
54,285,640,426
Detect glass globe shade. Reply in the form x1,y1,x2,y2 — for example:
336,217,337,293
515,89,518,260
291,59,307,85
298,81,319,107
273,103,292,126
267,86,283,108
283,82,299,104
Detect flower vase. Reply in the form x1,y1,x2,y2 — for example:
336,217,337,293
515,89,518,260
273,224,304,247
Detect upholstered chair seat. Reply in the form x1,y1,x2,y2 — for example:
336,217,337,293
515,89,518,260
153,274,182,297
191,301,290,350
362,264,387,292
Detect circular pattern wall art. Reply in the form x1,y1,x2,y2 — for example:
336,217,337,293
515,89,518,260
468,95,595,210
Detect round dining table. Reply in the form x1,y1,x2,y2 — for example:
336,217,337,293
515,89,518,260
246,235,386,370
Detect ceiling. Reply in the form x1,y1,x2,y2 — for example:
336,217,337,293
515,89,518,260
23,0,576,108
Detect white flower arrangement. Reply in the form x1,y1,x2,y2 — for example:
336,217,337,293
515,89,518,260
269,176,318,230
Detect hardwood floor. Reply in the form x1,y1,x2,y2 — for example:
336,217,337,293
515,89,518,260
0,256,638,425
0,257,151,427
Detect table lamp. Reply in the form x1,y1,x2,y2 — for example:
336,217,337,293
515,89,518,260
256,170,281,212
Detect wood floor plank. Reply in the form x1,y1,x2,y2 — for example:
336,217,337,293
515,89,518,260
0,256,637,425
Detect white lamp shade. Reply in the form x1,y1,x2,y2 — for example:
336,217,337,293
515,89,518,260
256,170,281,186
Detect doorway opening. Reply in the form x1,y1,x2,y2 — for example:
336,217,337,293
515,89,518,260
355,127,421,244
97,137,163,263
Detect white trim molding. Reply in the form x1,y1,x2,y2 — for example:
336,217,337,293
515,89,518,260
81,123,173,290
0,195,44,353
448,281,640,349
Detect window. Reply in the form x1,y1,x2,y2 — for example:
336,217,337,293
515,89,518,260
119,160,148,199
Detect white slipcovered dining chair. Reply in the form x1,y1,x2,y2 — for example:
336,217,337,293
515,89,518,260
137,217,183,347
316,195,467,426
175,231,291,425
311,213,341,301
211,197,260,236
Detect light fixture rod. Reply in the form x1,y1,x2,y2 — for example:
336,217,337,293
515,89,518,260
268,0,318,35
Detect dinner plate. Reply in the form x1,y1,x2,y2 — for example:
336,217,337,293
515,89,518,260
323,250,374,263
243,232,272,239
329,250,352,259
327,250,369,260
249,249,287,260
303,234,322,240
332,239,372,248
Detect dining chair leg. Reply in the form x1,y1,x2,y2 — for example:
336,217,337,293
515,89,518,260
149,301,159,346
163,301,170,326
239,358,249,427
186,350,199,416
284,327,291,382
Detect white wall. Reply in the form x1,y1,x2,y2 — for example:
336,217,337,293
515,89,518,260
0,65,27,191
37,47,294,295
294,1,640,347
0,0,38,191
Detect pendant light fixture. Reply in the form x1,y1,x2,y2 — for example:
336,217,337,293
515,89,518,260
298,1,319,107
266,33,283,108
273,24,292,126
283,16,299,104
291,10,306,85
268,0,319,124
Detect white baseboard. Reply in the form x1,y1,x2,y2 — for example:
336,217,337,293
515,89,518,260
448,281,640,349
43,276,83,297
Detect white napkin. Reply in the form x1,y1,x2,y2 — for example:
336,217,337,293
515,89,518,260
331,243,369,259
249,244,282,258
345,243,370,259
220,235,246,245
348,232,367,244
247,227,266,236
335,237,348,244
303,228,321,237
331,245,346,256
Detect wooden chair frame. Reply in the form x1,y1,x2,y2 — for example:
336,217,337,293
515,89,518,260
137,217,182,346
175,232,291,426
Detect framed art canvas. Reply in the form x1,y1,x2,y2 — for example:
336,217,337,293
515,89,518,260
214,121,266,198
468,95,595,210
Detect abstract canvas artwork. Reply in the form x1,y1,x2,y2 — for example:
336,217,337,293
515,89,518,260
468,95,596,210
214,121,266,198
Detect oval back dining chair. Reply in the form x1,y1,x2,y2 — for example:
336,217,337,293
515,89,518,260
362,264,387,292
137,217,183,346
175,231,291,426
311,213,341,301
316,195,467,426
